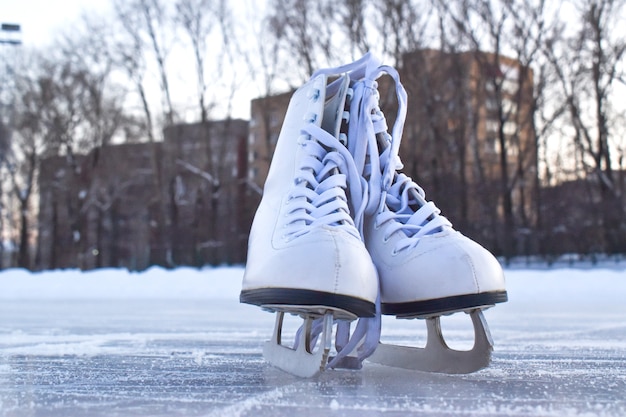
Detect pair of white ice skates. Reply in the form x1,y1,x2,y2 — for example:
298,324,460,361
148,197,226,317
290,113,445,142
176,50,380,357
241,54,508,377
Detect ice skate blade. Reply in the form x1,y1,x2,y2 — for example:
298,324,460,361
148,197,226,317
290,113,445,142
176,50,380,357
397,304,495,320
263,311,335,378
368,309,493,374
261,304,357,321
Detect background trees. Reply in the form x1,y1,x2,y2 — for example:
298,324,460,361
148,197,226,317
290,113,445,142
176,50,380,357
1,0,624,269
543,0,626,254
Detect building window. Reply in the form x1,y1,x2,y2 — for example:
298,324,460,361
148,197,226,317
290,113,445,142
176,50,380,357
486,98,498,111
484,137,497,154
502,99,518,114
500,64,519,80
502,79,518,94
503,120,517,136
174,175,188,204
270,111,280,127
486,120,499,133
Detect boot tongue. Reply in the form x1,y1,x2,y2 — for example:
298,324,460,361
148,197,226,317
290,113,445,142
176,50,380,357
321,74,350,138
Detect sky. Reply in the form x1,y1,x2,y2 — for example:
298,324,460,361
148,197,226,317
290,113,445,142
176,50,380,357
0,0,110,47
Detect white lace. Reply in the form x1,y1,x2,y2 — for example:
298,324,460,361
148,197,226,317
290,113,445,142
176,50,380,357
282,123,366,242
376,173,452,253
335,54,452,253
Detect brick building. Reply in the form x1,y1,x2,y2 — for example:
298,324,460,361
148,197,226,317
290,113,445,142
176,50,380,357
36,119,251,270
246,90,293,190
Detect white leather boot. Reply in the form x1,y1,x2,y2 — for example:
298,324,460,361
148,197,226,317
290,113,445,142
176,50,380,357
240,73,379,377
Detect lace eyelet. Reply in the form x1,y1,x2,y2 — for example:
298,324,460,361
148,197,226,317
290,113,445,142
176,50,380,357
304,113,317,123
391,248,399,256
297,134,310,146
282,233,296,243
307,88,320,102
382,234,391,243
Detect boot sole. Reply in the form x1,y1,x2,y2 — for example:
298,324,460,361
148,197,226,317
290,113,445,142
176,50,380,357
240,288,376,318
382,291,508,318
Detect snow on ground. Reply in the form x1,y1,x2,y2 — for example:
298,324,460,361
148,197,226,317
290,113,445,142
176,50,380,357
0,266,243,300
1,261,624,302
1,263,625,416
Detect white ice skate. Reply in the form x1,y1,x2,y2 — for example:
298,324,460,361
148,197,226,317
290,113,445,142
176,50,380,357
313,53,508,374
364,169,508,373
241,73,379,377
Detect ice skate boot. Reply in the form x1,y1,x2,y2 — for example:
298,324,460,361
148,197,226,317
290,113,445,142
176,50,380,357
363,65,506,374
313,53,508,374
240,73,379,377
364,169,508,374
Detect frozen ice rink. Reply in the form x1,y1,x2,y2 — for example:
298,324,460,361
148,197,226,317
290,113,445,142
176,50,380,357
1,265,625,416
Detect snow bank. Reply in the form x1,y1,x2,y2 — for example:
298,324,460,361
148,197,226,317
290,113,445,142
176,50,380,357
0,264,624,304
0,266,244,300
501,267,626,313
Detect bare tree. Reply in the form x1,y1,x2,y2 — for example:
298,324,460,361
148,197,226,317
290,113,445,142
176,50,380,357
8,53,86,268
267,0,341,80
339,0,371,59
433,0,543,257
373,0,436,65
113,0,176,127
544,0,626,253
241,5,287,184
111,1,179,265
498,0,570,255
0,18,132,270
175,0,219,123
141,0,175,126
0,42,21,268
6,104,40,268
13,59,83,269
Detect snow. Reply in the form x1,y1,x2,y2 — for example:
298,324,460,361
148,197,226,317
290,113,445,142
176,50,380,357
1,264,625,416
0,266,242,300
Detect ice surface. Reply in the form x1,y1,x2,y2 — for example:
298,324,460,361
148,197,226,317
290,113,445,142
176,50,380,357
1,265,625,416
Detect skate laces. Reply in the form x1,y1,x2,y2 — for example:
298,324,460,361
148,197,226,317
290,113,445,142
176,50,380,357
282,123,366,241
294,292,381,370
376,173,452,253
341,55,452,253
